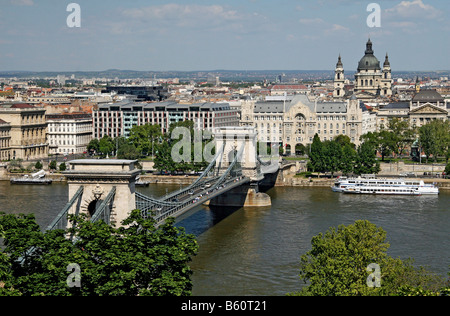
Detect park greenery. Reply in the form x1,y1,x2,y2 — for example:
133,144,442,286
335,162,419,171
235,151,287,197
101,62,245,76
307,118,450,176
87,120,210,174
0,210,198,296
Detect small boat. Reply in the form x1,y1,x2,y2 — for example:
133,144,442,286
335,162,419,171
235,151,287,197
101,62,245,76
10,174,52,185
135,175,150,187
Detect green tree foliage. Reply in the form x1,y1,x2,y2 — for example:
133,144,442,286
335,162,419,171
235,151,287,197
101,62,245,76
59,162,67,172
419,120,450,163
98,135,115,158
290,220,449,296
354,141,380,175
129,124,162,157
48,160,57,171
308,134,324,173
388,118,415,156
307,135,378,175
34,161,43,170
0,211,198,296
87,138,99,155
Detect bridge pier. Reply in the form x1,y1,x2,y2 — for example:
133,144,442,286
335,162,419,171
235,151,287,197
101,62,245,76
64,159,140,227
207,183,271,207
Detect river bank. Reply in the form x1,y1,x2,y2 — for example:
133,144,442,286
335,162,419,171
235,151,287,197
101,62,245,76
1,172,450,190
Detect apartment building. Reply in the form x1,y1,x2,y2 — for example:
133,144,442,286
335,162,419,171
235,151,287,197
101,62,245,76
47,113,93,155
0,103,48,160
93,100,239,139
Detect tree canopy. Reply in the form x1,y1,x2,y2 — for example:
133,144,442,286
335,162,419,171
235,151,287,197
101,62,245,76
290,220,449,296
0,210,198,296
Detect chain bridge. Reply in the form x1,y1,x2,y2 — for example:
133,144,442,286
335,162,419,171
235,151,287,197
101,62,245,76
47,127,280,233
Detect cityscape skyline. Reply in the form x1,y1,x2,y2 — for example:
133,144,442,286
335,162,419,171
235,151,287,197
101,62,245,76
1,0,449,72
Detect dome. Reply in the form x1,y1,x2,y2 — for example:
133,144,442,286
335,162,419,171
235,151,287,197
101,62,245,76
357,39,381,71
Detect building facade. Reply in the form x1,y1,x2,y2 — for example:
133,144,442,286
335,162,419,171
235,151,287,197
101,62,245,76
47,113,93,155
377,89,449,128
240,95,367,155
0,103,48,160
93,100,240,139
0,119,11,161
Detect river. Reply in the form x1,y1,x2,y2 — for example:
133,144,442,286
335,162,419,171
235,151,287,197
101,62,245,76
0,181,449,296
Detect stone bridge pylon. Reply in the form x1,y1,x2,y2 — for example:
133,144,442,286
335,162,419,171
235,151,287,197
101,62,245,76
63,159,140,228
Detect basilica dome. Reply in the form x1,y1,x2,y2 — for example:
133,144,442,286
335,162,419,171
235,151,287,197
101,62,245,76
357,39,381,71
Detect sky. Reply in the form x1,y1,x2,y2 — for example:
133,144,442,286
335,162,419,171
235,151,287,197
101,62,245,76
0,0,449,72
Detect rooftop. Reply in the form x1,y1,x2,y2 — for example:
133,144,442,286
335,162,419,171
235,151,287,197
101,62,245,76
412,89,444,103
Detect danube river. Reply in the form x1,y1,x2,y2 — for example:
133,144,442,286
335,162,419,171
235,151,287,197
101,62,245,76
0,181,449,296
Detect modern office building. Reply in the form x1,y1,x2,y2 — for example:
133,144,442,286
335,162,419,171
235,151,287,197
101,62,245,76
93,100,240,139
102,85,169,102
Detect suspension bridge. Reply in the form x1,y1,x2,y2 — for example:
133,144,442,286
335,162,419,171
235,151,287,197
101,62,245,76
46,127,280,234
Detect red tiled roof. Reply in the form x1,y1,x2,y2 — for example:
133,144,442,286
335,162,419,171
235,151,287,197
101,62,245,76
11,103,34,109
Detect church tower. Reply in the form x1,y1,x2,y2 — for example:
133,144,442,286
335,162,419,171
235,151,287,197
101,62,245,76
333,54,345,98
380,53,392,97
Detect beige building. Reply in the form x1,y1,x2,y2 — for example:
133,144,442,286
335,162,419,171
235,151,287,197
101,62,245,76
377,89,449,128
0,103,48,160
0,119,11,161
240,94,365,155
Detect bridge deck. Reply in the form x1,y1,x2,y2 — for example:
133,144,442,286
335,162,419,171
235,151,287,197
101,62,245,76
138,175,250,226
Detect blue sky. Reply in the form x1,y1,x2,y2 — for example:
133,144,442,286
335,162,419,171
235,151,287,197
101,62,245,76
0,0,449,72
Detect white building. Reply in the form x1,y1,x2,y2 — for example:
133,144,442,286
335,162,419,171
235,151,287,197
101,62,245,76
47,113,92,155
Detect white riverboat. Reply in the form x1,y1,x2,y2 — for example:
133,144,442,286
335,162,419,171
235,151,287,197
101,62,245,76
332,176,439,195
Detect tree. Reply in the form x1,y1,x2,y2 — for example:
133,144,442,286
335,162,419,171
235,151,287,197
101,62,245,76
388,118,415,157
129,124,162,157
87,138,100,155
308,134,325,174
340,143,356,175
354,141,380,175
34,161,43,170
49,160,57,171
419,120,450,163
322,140,342,176
290,220,449,296
117,142,140,160
0,210,198,296
153,140,176,173
98,136,115,158
59,162,66,172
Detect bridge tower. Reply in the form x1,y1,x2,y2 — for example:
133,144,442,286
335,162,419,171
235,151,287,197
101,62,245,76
210,127,271,207
63,159,141,228
214,127,264,182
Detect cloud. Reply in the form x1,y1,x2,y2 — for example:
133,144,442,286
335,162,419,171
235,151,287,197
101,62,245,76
385,0,443,20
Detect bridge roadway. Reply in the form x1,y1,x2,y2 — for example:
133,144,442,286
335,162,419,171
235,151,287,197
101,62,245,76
137,175,250,226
